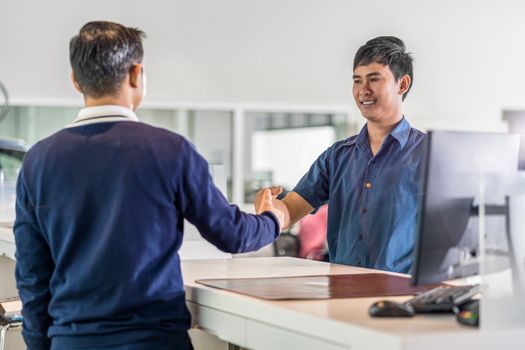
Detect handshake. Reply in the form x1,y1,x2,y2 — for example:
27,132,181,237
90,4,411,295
254,186,286,231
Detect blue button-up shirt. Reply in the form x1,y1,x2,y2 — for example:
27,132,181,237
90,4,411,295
294,117,426,273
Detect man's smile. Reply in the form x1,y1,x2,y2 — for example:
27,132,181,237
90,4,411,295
360,99,377,106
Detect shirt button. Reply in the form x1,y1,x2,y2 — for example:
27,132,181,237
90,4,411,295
358,234,364,240
365,182,372,189
362,207,367,214
357,260,362,265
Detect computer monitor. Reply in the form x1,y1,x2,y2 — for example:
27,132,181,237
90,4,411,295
412,131,520,285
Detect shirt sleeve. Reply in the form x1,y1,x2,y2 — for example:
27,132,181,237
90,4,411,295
293,146,332,211
176,139,279,253
14,171,54,350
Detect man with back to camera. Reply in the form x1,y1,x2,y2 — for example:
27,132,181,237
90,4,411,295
256,36,425,274
14,21,284,350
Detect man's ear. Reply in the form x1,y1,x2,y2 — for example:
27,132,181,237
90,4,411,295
399,74,411,96
129,64,142,88
70,71,82,93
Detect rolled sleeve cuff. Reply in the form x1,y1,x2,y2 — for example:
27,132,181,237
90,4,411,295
291,187,322,214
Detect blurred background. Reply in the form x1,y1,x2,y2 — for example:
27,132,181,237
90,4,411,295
1,0,525,259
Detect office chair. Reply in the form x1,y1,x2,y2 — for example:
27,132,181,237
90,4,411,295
0,256,22,350
273,232,300,257
0,317,22,350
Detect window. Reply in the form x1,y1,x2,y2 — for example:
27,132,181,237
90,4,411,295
0,104,356,206
243,111,355,203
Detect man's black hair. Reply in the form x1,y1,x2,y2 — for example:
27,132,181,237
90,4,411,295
353,36,413,100
70,21,145,98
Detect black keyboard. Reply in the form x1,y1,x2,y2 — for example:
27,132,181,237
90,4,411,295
405,285,481,313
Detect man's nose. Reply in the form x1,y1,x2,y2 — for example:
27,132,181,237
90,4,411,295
358,83,371,95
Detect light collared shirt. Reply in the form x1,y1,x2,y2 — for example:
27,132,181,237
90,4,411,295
67,105,139,128
293,117,426,273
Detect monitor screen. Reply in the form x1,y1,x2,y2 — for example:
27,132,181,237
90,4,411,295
412,131,520,285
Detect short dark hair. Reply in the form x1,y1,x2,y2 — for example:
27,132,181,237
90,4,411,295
69,21,146,98
353,36,413,100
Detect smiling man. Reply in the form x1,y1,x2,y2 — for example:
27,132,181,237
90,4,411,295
255,36,425,273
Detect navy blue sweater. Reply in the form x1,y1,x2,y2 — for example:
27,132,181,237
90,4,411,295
14,121,279,349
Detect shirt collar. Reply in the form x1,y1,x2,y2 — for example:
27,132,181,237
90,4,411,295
342,116,412,150
66,105,139,128
341,123,370,149
388,116,411,150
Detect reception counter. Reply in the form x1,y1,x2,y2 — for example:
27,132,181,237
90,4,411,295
181,257,525,350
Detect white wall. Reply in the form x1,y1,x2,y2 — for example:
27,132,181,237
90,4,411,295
1,0,524,131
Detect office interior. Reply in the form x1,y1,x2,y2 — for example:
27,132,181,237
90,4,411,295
1,0,525,349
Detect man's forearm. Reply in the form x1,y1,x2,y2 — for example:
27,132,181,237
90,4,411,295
15,182,54,350
272,199,292,230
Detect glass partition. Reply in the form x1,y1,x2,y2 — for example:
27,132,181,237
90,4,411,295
243,111,355,203
0,106,234,199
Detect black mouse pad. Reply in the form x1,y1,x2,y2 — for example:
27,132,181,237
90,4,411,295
195,273,441,300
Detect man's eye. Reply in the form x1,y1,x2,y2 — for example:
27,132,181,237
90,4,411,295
353,80,361,85
370,77,379,82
